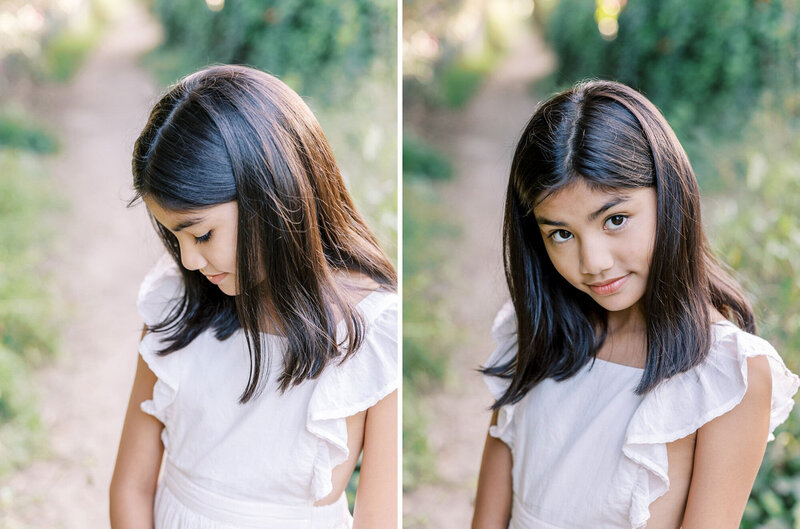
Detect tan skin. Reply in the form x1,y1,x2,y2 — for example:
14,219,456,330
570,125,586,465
473,182,773,528
110,201,397,528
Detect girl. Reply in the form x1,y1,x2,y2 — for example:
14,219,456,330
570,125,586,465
473,80,800,529
109,65,398,529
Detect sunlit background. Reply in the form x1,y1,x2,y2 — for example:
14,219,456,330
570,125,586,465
0,0,395,526
403,1,800,527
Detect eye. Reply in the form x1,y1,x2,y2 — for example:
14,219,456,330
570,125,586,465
604,215,628,230
550,229,573,243
194,230,212,244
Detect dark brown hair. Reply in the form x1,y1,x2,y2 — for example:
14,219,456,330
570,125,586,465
485,79,753,407
131,65,396,403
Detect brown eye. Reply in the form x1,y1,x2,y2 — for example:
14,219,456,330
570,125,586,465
605,215,628,230
551,229,573,242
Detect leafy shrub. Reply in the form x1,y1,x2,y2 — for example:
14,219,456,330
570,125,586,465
402,139,457,488
403,134,453,182
705,108,800,527
147,0,395,105
0,108,58,154
42,20,104,82
0,151,61,474
545,0,800,142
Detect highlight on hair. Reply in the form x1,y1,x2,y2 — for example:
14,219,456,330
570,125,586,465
131,64,397,403
485,79,754,407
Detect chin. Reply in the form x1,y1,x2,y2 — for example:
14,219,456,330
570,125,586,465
588,293,638,313
216,279,237,297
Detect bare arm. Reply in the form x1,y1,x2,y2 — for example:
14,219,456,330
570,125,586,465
353,390,398,529
679,355,772,529
109,326,166,529
472,410,513,529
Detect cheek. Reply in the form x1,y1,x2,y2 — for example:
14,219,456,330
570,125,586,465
632,218,658,265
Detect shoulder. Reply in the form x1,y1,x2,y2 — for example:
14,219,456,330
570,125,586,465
334,270,396,332
489,300,517,350
700,322,777,431
137,253,184,326
626,321,798,450
620,323,799,527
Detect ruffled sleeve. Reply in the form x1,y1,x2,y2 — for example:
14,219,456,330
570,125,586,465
136,253,185,427
482,300,518,448
305,291,398,501
621,321,800,529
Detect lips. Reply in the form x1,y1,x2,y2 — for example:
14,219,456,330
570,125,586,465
587,273,631,295
205,272,228,285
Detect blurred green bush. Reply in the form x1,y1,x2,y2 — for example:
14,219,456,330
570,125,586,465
0,109,59,154
692,91,800,529
403,133,453,182
0,149,61,475
402,135,457,488
147,0,394,105
545,0,800,144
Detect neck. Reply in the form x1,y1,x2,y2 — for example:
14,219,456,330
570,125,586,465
606,303,646,337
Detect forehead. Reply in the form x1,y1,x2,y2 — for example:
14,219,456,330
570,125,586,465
533,180,652,220
143,196,237,231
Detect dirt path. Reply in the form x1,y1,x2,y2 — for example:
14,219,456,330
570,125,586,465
403,28,555,528
0,4,164,528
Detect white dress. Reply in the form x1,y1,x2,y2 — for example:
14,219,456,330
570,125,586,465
136,254,398,529
484,301,800,529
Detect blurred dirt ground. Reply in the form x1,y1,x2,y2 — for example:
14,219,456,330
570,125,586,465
402,27,555,529
0,4,165,527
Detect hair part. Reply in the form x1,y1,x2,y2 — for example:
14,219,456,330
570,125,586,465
131,65,397,403
486,79,754,408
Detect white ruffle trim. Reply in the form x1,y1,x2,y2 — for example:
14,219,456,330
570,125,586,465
136,254,184,435
305,292,398,501
483,301,518,448
622,321,799,528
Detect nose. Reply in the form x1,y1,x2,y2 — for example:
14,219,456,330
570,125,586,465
579,236,614,276
179,241,207,272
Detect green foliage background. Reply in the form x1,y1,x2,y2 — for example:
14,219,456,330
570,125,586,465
402,134,457,488
546,0,800,143
148,0,394,104
0,0,101,476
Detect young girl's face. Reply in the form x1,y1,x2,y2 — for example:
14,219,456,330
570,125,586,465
144,197,239,296
533,179,657,317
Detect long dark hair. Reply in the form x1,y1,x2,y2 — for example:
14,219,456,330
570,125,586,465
131,65,396,403
485,79,753,408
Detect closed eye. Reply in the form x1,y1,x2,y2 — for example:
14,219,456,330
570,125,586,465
195,231,212,244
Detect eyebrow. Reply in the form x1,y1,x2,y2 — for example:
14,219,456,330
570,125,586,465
172,216,206,232
536,196,630,227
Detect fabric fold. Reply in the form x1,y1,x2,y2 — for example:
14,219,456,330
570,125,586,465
621,321,800,528
483,300,519,448
305,293,398,501
136,254,185,430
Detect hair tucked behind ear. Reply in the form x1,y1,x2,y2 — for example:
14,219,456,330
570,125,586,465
485,80,753,408
131,65,396,403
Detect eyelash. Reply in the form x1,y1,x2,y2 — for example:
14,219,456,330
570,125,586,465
605,214,628,230
547,214,629,243
194,231,212,244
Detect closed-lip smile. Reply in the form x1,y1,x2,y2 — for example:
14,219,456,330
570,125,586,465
587,273,631,295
